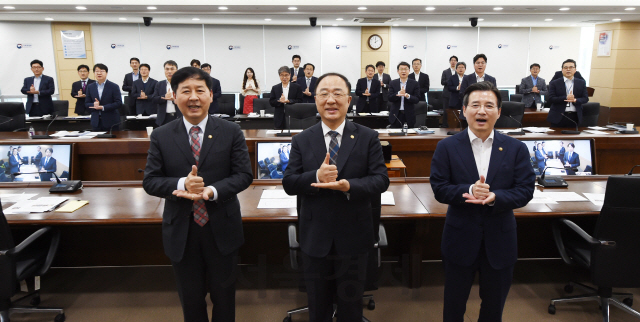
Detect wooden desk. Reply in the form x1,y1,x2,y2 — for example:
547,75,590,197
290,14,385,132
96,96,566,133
386,155,406,177
522,107,549,127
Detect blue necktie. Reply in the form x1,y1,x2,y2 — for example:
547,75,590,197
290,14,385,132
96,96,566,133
328,131,339,165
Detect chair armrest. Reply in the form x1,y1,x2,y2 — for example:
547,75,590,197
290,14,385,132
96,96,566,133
1,227,52,257
376,224,388,248
288,223,300,270
552,218,615,265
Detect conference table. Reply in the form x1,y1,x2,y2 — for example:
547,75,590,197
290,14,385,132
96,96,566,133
2,176,606,288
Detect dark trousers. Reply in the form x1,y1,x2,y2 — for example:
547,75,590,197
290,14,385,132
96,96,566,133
390,111,410,128
302,248,369,322
28,103,44,117
359,101,376,114
377,96,388,112
443,243,514,322
93,117,110,132
550,111,579,128
171,219,238,322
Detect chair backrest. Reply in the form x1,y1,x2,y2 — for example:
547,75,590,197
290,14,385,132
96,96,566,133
578,102,600,127
52,100,69,117
285,103,319,129
0,102,26,132
261,92,271,99
427,91,443,108
494,101,525,128
253,98,274,114
515,84,521,93
0,200,17,299
499,90,509,102
597,105,610,126
217,94,236,116
414,102,429,127
587,87,595,97
239,95,245,114
591,176,640,288
350,95,359,112
510,94,523,102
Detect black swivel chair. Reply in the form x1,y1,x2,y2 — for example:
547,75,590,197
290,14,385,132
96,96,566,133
549,175,640,321
499,90,509,102
509,94,523,102
262,92,271,99
216,94,236,117
0,103,26,132
253,98,274,115
414,102,429,127
579,102,600,127
285,104,318,130
515,84,521,94
52,100,69,117
0,200,65,322
427,91,443,110
494,101,525,128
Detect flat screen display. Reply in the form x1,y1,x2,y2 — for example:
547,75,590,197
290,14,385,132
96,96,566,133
0,144,73,182
256,141,292,179
520,139,595,176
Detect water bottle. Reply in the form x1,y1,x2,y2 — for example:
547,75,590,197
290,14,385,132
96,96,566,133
28,126,35,138
403,122,408,133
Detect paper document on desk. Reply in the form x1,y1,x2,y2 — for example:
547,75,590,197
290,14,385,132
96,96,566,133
55,200,89,212
4,197,69,214
583,130,610,135
257,189,296,208
582,193,605,207
588,126,610,131
388,129,416,134
533,191,588,202
523,127,554,133
381,191,395,205
0,193,38,203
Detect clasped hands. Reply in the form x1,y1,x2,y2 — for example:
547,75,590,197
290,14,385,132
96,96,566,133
27,84,39,95
396,87,408,98
173,165,213,201
279,93,290,104
564,91,576,103
89,98,104,110
462,175,496,205
311,153,350,192
138,90,147,99
363,88,371,96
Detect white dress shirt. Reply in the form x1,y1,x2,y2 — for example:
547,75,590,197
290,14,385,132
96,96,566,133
563,76,576,112
468,129,495,201
97,80,106,100
242,79,260,96
399,79,408,111
282,83,290,101
33,76,42,103
177,116,218,201
413,72,420,82
475,73,485,83
366,78,372,102
165,80,176,113
132,71,140,82
316,119,346,183
378,73,385,93
450,68,456,75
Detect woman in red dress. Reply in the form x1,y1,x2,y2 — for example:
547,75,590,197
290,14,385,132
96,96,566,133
241,67,261,114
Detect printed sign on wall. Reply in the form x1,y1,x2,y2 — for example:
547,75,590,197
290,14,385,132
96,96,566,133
61,30,87,58
597,30,612,57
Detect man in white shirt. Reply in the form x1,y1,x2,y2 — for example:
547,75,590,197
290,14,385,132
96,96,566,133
122,57,140,115
441,55,459,110
547,59,589,127
153,60,181,126
408,58,430,101
21,59,55,116
289,55,303,82
270,66,303,129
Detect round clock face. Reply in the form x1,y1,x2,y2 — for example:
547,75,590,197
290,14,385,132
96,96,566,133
368,35,382,50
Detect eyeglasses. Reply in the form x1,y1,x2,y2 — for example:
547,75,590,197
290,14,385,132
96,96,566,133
468,103,497,110
317,92,347,100
562,66,576,70
31,66,43,69
398,68,410,72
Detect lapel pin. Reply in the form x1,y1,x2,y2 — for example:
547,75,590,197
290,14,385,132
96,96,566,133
208,135,212,139
351,135,354,139
499,147,503,151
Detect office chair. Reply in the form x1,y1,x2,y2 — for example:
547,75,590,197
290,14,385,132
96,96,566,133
509,94,523,102
579,102,600,127
414,102,429,127
216,94,236,116
515,84,521,93
494,101,525,128
285,104,318,129
239,95,245,114
52,100,69,117
261,92,271,99
0,103,26,132
427,91,443,109
587,87,595,97
0,200,65,322
499,89,509,102
549,175,640,321
350,95,359,113
253,98,274,115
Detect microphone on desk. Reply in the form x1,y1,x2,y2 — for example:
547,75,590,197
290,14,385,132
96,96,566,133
626,165,640,176
31,115,58,139
447,109,462,135
506,115,525,135
12,171,83,193
96,119,128,138
276,115,292,137
560,113,581,134
388,112,407,136
537,166,569,187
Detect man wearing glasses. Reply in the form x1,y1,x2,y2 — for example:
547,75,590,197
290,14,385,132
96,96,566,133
388,62,421,128
21,59,55,117
283,73,389,322
547,59,589,128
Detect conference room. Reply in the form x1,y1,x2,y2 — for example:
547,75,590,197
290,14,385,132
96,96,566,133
1,2,640,322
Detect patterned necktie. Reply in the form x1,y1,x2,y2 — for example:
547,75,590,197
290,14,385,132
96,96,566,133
82,81,86,91
189,126,209,226
306,78,311,89
328,131,340,165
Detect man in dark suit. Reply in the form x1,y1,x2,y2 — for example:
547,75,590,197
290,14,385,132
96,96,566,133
283,72,389,322
130,63,158,115
200,64,222,114
38,148,57,182
388,61,420,128
547,59,589,128
430,82,535,322
563,143,580,168
520,63,549,109
21,59,55,117
70,64,96,115
355,64,381,113
85,64,122,131
534,143,547,171
408,58,430,101
122,57,140,115
270,66,303,129
558,141,566,162
551,70,584,82
441,55,458,110
459,54,497,121
7,148,22,175
296,63,318,103
34,146,43,171
445,62,466,128
289,54,303,82
143,67,253,322
373,61,391,112
153,60,181,127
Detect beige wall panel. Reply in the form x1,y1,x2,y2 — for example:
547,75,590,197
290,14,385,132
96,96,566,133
615,30,640,50
589,69,615,89
612,69,640,89
613,50,640,69
609,88,640,107
590,51,617,70
616,22,640,30
590,87,612,106
361,27,390,35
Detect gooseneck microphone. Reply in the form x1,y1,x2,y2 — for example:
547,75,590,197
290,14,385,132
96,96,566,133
507,115,525,135
388,112,407,136
560,113,580,134
276,115,292,137
96,119,128,138
627,165,640,176
31,115,58,139
447,109,462,135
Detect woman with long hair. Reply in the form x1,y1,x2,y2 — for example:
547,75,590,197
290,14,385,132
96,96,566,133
241,67,261,114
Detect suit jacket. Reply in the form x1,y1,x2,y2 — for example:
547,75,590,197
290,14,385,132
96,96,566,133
564,151,580,168
446,74,463,109
441,68,455,99
290,67,304,82
21,75,55,115
551,70,584,83
152,80,182,126
296,76,318,103
547,77,589,125
34,151,42,166
85,80,122,130
408,72,430,101
122,72,138,111
388,79,420,127
558,146,566,161
131,77,159,115
519,76,548,107
39,156,57,182
209,76,222,114
535,150,547,170
354,77,381,112
143,116,253,262
71,79,96,115
372,73,392,102
269,83,303,129
430,129,535,269
458,73,497,120
282,121,389,257
7,155,21,174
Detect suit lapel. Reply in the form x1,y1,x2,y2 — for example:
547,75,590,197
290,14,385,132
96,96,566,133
171,119,197,165
196,116,219,166
309,123,328,168
485,130,507,185
337,120,357,174
453,129,480,180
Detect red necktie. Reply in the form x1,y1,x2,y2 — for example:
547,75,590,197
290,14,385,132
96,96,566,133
189,126,208,226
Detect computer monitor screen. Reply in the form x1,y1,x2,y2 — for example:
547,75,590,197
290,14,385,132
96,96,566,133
0,144,73,182
520,139,595,176
255,141,292,179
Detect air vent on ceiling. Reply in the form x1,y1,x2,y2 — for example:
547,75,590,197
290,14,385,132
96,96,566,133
352,17,400,23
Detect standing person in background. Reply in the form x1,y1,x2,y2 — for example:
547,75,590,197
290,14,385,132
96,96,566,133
373,61,391,112
85,64,122,132
131,63,158,116
297,63,318,104
190,59,201,68
153,60,181,126
34,146,42,171
459,54,497,122
408,58,430,102
71,64,95,116
355,64,380,113
122,57,140,115
39,148,57,182
441,55,458,112
388,62,420,128
21,59,55,117
547,59,589,128
241,67,261,114
200,63,222,114
446,62,466,128
289,55,303,82
270,66,303,129
520,63,548,109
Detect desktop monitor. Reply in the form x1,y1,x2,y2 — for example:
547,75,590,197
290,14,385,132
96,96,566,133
0,144,73,182
521,139,596,176
255,141,292,179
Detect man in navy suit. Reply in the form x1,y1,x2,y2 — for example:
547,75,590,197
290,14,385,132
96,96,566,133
459,54,497,121
201,65,222,114
7,148,22,175
445,62,466,128
441,55,458,111
296,63,318,103
85,64,122,131
283,72,389,322
34,146,43,171
563,143,580,169
388,62,420,128
547,59,589,128
269,66,303,129
408,58,430,101
551,70,584,82
71,64,96,115
122,57,140,115
558,141,566,162
21,59,55,116
289,54,303,82
430,82,535,322
355,64,381,113
153,60,182,126
39,148,57,182
373,61,392,112
534,143,547,171
130,63,158,115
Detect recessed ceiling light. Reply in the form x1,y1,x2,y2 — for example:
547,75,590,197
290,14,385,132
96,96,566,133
3,6,15,9
336,18,343,21
264,18,272,21
218,6,228,10
453,24,459,26
407,18,414,21
625,7,635,11
559,8,570,11
147,6,156,10
333,24,338,26
494,7,503,11
512,24,519,26
358,7,367,10
478,18,484,21
393,24,399,26
75,6,86,10
425,7,435,11
119,17,127,21
545,18,553,21
612,18,622,21
288,7,297,10
192,18,200,21
45,17,54,21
